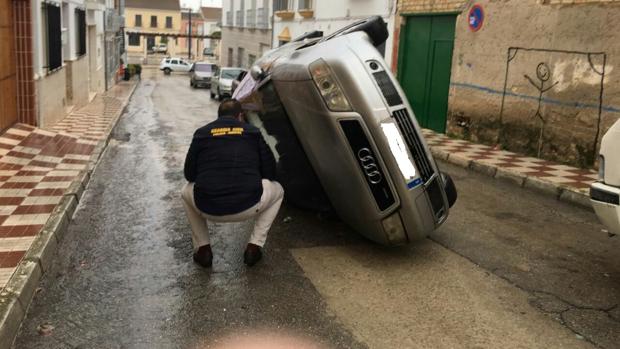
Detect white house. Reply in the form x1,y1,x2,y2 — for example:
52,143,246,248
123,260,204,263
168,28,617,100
31,0,117,127
201,6,222,58
272,0,398,69
221,0,272,68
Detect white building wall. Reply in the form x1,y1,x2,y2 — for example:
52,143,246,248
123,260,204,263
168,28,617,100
272,0,397,68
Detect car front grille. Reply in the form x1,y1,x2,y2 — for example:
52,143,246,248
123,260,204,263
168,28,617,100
340,120,396,211
373,71,402,107
392,108,435,183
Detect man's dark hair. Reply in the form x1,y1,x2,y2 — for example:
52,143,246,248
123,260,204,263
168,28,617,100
218,99,242,118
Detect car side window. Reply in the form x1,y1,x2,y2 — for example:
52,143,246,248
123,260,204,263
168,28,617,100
171,60,178,64
165,59,170,63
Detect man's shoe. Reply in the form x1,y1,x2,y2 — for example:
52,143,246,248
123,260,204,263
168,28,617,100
243,243,262,267
193,245,213,268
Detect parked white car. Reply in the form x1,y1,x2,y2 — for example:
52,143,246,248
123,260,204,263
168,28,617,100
210,67,246,100
590,119,620,235
152,43,168,54
159,57,192,75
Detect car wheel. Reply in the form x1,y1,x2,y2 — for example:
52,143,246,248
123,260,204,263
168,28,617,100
210,91,215,99
216,89,221,101
164,68,171,75
190,80,194,88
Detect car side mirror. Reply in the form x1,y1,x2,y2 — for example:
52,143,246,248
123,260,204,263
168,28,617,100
250,65,265,81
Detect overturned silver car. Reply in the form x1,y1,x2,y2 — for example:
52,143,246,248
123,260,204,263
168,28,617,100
234,16,457,246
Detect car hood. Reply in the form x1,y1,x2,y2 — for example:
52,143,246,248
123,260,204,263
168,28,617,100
219,79,233,87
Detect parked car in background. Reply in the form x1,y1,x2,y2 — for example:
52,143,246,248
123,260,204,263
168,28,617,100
233,16,457,246
210,67,246,100
159,57,192,75
203,47,215,57
591,119,620,235
152,43,168,54
190,62,217,88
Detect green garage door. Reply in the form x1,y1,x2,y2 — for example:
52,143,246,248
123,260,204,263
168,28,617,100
398,15,456,133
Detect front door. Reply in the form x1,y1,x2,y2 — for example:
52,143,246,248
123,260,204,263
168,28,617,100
147,36,155,51
0,0,18,130
398,15,456,133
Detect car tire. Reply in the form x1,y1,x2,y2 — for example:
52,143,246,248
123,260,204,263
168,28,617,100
216,89,221,101
210,91,215,99
163,68,171,75
190,80,194,88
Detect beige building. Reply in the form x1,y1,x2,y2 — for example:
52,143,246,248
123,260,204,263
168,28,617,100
221,0,272,68
125,0,181,57
394,0,620,168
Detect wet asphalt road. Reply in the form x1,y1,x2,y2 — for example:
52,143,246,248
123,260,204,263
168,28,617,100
13,70,620,348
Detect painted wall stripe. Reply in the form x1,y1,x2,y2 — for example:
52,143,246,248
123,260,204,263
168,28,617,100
451,82,620,113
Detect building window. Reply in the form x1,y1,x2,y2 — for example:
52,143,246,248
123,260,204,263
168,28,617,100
46,3,62,71
248,54,256,66
128,33,140,46
298,0,313,9
274,0,292,11
135,14,142,27
75,9,86,56
166,16,173,28
228,48,233,66
237,47,245,67
150,15,157,28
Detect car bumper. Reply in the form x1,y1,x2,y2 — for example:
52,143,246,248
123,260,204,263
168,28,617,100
590,181,620,234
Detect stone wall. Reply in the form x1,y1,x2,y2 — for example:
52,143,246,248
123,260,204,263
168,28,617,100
444,0,620,168
220,27,271,68
37,68,66,128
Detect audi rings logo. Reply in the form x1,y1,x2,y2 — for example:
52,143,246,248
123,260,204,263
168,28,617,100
357,148,383,184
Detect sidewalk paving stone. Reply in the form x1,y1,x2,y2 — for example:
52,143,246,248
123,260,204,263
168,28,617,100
421,129,597,204
0,80,137,332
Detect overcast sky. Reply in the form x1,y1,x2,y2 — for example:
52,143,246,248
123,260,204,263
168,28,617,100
180,0,222,10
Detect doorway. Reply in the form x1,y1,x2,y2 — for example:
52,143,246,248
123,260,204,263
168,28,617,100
398,14,456,133
0,0,18,130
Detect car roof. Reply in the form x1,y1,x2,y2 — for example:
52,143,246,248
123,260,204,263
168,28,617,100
220,67,245,70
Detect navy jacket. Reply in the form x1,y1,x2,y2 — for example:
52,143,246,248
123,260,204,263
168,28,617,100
184,116,276,215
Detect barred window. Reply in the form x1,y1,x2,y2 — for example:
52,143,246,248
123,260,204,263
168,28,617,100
135,14,142,27
76,9,86,56
46,3,62,71
166,16,173,28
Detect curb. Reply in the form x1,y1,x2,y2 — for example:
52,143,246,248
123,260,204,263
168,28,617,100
434,148,593,210
0,80,138,348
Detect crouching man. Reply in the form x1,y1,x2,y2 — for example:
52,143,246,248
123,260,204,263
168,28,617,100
181,99,284,267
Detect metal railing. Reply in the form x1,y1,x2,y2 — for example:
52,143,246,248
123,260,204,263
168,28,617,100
257,7,268,28
246,9,256,28
274,0,292,11
235,9,244,27
298,0,313,9
226,11,233,26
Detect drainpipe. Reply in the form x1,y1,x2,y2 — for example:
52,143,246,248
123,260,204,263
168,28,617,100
103,9,108,90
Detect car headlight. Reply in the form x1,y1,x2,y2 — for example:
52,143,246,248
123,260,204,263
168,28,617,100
598,155,605,181
309,59,352,112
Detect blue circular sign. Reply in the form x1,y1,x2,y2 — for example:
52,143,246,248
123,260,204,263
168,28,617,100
469,4,484,32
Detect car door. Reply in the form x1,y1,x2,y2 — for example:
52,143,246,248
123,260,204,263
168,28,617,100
170,59,179,71
179,60,191,72
211,66,220,93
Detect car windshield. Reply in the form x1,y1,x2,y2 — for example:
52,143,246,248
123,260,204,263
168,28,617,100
195,64,213,72
221,69,243,79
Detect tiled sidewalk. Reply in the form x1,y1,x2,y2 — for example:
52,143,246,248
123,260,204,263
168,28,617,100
0,81,136,289
421,129,597,197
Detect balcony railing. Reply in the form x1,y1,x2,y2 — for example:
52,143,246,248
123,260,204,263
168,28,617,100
246,9,256,28
235,10,244,27
257,8,268,28
105,9,124,32
226,11,233,26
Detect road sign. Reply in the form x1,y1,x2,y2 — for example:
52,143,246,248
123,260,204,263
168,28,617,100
468,4,484,32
